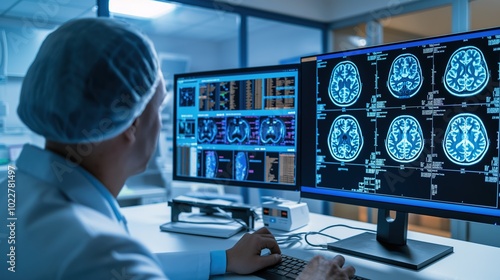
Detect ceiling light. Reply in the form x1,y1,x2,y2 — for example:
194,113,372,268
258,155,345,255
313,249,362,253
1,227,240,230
358,38,367,47
110,0,176,19
348,36,367,48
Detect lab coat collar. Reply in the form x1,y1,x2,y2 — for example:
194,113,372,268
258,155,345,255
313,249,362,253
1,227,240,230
16,144,125,228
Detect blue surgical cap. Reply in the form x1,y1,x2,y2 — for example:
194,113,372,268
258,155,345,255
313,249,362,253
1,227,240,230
18,17,160,143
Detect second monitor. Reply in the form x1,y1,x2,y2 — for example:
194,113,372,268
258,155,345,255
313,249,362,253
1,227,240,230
300,27,500,269
173,64,300,191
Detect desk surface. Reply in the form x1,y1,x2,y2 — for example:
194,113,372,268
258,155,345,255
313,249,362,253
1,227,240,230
121,202,499,280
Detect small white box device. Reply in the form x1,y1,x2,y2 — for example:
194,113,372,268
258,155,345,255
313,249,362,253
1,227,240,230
262,200,309,231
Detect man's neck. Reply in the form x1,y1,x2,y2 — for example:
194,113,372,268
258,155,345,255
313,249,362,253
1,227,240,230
45,141,127,197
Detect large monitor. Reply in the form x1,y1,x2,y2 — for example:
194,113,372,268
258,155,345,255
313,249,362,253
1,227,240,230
173,64,300,192
300,27,500,269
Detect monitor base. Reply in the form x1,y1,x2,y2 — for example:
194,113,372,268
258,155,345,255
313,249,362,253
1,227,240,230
327,232,453,270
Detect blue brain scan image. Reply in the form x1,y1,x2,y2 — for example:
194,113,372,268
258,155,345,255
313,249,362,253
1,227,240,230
205,151,217,178
179,120,195,137
227,118,250,143
260,117,286,144
328,61,362,107
179,87,195,107
443,113,489,166
198,118,217,143
444,46,489,97
385,115,424,163
387,54,423,99
235,151,248,181
328,115,363,162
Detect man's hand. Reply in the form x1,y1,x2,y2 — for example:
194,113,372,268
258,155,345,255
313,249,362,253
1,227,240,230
226,227,282,274
297,254,356,280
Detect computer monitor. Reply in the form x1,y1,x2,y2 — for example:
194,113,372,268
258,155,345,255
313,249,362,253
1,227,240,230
300,27,500,270
173,64,300,192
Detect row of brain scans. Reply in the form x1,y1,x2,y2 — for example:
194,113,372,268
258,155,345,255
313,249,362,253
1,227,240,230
327,113,489,166
328,46,489,106
204,151,249,180
194,116,294,145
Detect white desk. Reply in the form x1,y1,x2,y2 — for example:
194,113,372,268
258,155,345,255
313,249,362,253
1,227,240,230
121,203,499,280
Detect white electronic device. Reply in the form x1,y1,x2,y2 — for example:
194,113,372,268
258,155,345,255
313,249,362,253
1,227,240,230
262,199,309,231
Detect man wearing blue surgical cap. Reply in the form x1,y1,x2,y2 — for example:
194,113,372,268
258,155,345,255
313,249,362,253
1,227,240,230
0,17,355,280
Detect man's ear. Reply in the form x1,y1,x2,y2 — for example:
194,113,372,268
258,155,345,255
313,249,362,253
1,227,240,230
123,118,140,143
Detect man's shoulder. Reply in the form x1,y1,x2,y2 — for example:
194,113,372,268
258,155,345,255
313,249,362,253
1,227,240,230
0,172,146,279
1,173,127,245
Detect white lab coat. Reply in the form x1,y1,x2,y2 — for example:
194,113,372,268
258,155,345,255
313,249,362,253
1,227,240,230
0,145,220,279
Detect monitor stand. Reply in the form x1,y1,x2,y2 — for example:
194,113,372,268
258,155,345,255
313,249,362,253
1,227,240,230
327,209,453,270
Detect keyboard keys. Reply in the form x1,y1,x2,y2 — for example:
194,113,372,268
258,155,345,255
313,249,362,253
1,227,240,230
253,254,371,280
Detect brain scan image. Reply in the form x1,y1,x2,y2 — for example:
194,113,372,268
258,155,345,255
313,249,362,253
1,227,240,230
205,151,217,178
259,117,286,144
443,113,489,166
198,118,218,143
179,87,195,107
328,115,363,162
179,120,195,137
227,118,250,143
235,152,248,181
387,54,423,99
444,46,489,96
385,115,424,163
328,61,362,107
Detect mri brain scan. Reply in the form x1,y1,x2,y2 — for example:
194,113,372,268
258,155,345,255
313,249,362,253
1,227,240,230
227,118,250,143
260,117,286,144
198,118,218,143
328,61,362,107
443,113,489,166
179,87,195,107
444,46,489,96
328,115,363,162
385,115,424,163
387,54,423,99
205,151,217,178
235,152,248,181
179,120,195,137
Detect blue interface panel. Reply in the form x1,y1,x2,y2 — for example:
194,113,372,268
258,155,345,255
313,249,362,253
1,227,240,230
300,27,500,221
174,65,299,190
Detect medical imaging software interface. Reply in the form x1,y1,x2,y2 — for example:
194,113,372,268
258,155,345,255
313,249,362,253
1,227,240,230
174,66,299,187
303,28,500,213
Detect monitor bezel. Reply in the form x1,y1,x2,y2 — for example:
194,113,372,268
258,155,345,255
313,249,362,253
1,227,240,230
299,26,500,225
172,63,301,192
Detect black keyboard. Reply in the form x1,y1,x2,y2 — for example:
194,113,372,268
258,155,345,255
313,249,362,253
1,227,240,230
253,254,370,280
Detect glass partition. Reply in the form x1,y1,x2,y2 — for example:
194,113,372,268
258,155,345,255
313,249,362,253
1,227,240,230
248,17,322,66
471,0,500,30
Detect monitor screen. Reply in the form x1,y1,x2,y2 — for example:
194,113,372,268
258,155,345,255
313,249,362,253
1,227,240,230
300,27,500,269
173,64,300,191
